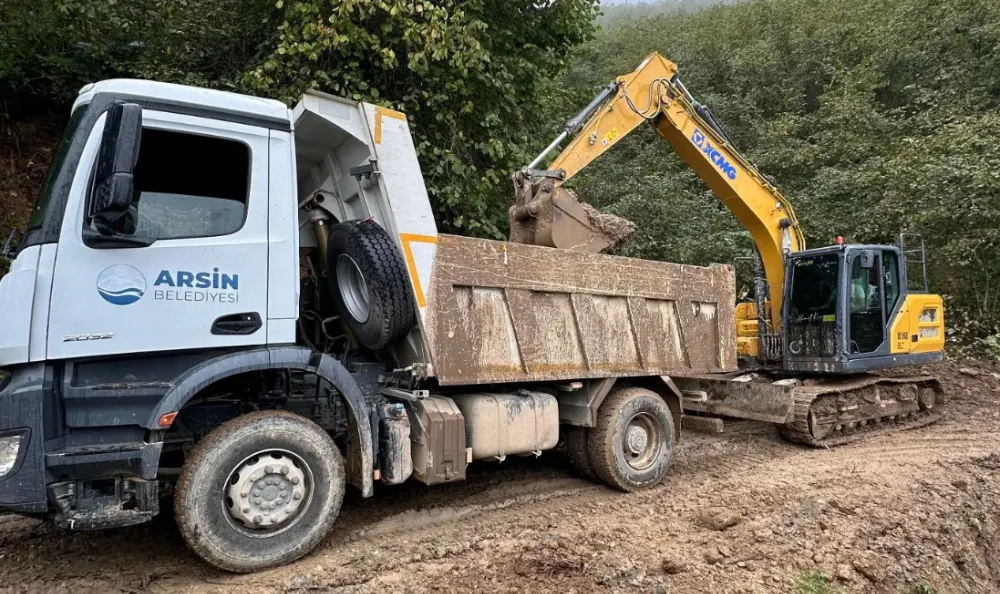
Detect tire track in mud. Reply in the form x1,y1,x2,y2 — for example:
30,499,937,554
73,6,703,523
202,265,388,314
343,406,993,552
331,427,794,547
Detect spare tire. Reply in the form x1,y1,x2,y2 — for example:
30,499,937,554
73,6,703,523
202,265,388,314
327,219,415,350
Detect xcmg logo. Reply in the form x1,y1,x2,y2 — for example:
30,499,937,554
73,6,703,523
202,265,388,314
691,128,738,181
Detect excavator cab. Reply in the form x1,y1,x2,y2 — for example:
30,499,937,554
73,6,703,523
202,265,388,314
782,240,944,374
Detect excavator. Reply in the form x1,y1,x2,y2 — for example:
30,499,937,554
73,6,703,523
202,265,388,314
510,52,946,446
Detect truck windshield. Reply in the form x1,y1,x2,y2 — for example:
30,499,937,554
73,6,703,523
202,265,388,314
788,254,839,320
26,104,89,231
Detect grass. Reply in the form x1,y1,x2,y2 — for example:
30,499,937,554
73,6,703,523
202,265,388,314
794,571,840,594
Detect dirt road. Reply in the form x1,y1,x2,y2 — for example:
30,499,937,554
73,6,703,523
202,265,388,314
1,361,999,594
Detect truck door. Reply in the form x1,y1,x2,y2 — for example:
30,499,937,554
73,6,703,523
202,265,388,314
46,109,271,360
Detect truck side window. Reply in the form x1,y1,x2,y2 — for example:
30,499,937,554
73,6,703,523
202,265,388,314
884,251,900,313
129,129,250,240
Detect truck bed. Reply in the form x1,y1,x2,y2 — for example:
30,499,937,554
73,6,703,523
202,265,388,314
424,235,737,385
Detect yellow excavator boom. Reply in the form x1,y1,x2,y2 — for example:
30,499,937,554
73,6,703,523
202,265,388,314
516,52,806,332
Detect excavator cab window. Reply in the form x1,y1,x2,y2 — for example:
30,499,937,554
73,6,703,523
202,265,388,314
848,253,884,354
884,251,901,313
785,254,839,358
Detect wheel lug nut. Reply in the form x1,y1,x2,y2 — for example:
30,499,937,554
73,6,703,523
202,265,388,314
253,515,263,524
293,492,302,501
280,466,289,475
290,476,300,485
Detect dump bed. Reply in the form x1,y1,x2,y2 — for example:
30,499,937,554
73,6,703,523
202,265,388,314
424,235,737,385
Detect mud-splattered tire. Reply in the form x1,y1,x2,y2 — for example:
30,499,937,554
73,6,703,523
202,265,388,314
174,411,345,573
587,387,675,492
563,426,596,480
328,219,415,350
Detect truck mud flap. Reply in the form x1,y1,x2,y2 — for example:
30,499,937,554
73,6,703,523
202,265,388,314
0,364,48,513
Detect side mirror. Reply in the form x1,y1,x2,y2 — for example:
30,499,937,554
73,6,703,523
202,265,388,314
88,102,142,235
859,249,876,269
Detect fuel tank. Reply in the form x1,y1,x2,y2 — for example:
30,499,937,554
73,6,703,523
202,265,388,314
450,391,559,460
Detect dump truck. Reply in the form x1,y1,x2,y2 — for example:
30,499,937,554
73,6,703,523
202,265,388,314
0,79,737,571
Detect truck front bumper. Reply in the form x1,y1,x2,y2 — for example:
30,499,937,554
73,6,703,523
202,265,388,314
0,365,48,513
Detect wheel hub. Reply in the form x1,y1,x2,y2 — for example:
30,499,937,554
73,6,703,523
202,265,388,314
226,453,309,530
622,413,662,470
336,254,371,323
626,425,649,455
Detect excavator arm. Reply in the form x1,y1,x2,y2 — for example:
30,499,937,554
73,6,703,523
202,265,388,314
511,52,806,338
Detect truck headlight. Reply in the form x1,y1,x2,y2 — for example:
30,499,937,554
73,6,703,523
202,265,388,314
0,434,22,478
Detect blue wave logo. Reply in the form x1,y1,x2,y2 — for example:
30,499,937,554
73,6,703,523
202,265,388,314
97,265,146,305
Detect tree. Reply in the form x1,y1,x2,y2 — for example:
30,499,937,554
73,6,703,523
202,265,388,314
243,0,599,236
543,0,1000,348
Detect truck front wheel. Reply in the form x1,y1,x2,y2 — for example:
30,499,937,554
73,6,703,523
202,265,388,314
588,386,675,492
174,411,345,572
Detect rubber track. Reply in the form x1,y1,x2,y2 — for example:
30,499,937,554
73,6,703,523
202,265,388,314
778,375,945,447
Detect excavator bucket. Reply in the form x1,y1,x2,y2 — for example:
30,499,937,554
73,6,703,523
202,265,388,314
508,172,635,253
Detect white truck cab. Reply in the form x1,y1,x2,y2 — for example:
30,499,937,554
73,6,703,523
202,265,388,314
0,80,437,365
0,79,731,572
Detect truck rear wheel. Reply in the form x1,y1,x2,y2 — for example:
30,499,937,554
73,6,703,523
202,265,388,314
563,425,596,480
328,220,415,350
174,411,345,572
587,386,675,492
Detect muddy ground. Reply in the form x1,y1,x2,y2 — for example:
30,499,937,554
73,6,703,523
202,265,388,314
1,361,999,594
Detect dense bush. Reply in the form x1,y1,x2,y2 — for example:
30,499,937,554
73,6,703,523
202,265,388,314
1,0,598,237
541,0,1000,349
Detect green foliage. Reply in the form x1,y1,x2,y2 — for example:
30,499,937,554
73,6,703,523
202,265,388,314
4,0,1000,346
541,0,1000,343
793,570,840,594
0,0,275,115
243,0,599,236
1,0,598,239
